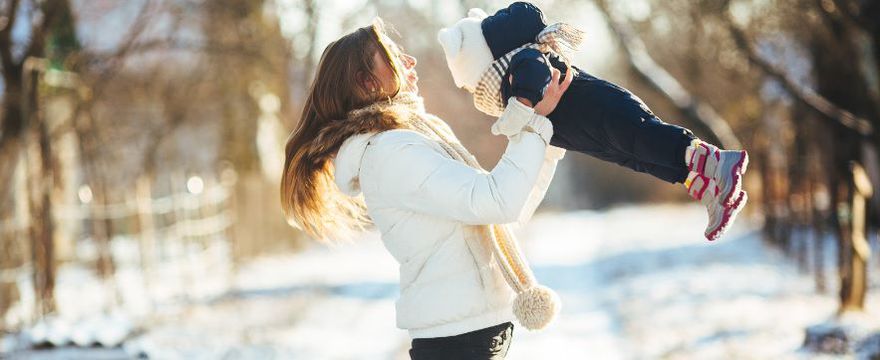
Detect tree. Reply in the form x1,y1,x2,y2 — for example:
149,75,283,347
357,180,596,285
0,0,77,318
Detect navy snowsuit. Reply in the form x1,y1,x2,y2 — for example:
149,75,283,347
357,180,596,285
483,2,696,184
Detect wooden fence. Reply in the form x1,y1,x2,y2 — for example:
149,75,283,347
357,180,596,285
0,176,237,331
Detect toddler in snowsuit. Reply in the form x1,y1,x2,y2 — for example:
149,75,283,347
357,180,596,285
437,2,748,240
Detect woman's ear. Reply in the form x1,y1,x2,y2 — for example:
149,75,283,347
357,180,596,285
356,71,376,93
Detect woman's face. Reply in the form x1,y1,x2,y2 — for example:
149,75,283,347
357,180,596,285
371,37,418,95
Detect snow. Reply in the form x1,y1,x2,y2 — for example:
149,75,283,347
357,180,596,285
508,205,879,360
4,204,879,359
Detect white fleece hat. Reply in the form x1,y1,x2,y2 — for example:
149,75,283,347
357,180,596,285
437,8,495,90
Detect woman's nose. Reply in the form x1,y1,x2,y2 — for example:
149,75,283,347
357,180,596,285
401,54,416,69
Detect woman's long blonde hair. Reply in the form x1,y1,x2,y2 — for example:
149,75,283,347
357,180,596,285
281,19,406,241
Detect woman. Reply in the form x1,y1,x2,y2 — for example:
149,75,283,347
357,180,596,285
280,19,571,359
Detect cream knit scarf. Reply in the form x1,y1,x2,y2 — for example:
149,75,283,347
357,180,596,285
349,92,559,330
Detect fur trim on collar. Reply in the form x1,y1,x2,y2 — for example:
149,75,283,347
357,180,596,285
331,92,426,196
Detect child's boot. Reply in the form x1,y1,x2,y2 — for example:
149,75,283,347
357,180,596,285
686,172,748,240
686,140,749,207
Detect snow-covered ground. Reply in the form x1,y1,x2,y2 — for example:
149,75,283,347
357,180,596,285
5,204,879,359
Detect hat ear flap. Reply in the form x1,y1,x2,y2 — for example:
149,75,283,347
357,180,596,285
467,8,488,19
437,27,462,58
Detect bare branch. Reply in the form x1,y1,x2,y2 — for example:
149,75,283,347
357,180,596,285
594,0,743,149
302,0,318,84
721,10,874,137
82,0,156,96
0,0,21,83
818,0,880,121
829,0,873,32
127,38,266,58
23,0,64,59
80,38,272,74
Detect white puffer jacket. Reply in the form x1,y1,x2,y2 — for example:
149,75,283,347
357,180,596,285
332,98,565,338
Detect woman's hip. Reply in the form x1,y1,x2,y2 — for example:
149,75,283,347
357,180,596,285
409,322,514,360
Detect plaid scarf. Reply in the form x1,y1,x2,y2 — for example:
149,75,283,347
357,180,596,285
472,23,585,117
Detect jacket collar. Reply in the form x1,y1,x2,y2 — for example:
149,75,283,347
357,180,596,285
331,92,425,196
332,132,377,197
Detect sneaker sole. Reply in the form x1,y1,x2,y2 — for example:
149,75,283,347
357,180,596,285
717,150,749,207
706,191,748,241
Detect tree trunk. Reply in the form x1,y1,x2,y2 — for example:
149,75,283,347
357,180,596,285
0,84,26,210
812,177,828,293
839,162,872,312
806,0,877,312
136,175,156,303
28,119,56,317
93,180,115,280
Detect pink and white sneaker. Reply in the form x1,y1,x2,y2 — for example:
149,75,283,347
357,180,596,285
686,172,748,241
706,190,748,241
687,141,749,207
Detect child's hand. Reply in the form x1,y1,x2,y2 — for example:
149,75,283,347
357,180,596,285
532,66,573,116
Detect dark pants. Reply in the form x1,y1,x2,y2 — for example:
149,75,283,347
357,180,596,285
409,322,514,360
547,69,696,184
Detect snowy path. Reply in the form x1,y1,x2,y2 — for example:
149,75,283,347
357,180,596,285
513,205,873,359
8,205,879,359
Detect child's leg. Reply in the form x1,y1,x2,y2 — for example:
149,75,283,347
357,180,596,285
552,69,748,240
548,91,694,184
600,111,696,183
600,103,748,241
589,150,689,184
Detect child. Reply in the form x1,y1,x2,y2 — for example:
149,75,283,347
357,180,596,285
437,2,748,240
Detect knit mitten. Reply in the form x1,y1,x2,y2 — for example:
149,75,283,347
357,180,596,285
685,140,749,207
685,171,748,240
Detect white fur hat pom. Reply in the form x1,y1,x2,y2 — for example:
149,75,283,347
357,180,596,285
512,285,560,330
436,10,494,90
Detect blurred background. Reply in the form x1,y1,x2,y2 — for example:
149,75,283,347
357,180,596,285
0,0,879,358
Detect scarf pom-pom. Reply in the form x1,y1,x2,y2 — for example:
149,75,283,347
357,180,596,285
513,285,560,330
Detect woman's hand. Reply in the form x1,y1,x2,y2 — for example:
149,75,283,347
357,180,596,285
514,66,574,117
534,66,573,116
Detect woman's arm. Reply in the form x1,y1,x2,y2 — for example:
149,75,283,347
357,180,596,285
511,67,574,223
369,100,553,225
516,145,566,225
494,65,573,137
